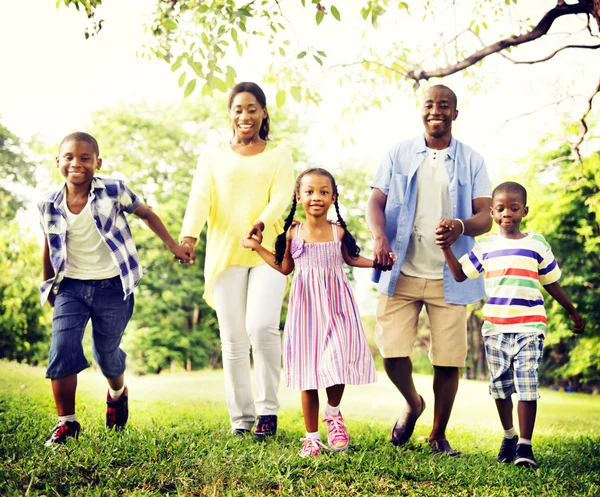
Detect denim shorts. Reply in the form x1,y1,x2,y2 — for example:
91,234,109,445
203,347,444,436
484,332,544,401
46,276,134,380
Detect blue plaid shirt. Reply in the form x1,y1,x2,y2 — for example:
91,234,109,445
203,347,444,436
371,135,492,305
38,176,142,306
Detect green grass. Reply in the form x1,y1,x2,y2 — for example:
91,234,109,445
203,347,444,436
1,360,599,496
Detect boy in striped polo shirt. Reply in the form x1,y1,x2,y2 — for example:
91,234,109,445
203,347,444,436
438,181,585,468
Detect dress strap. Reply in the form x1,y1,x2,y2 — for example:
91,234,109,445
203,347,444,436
295,222,302,238
331,222,338,242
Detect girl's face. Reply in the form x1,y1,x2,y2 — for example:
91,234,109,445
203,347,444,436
229,91,266,142
297,174,336,218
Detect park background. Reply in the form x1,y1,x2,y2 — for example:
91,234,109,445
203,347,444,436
0,1,599,496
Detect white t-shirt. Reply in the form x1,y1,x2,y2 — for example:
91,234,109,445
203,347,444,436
64,202,120,280
402,147,452,279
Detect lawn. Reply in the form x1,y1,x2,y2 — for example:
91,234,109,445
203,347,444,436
1,360,598,496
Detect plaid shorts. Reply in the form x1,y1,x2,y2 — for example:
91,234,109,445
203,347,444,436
484,332,544,401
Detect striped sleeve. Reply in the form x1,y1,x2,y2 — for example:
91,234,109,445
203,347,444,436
458,240,483,280
534,234,561,285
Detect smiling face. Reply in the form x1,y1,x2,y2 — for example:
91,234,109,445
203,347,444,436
297,173,336,218
421,86,458,143
491,190,528,237
229,91,267,142
56,139,102,188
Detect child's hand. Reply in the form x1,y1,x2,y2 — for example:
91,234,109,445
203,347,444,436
172,243,192,264
435,218,459,249
571,312,585,335
180,238,196,264
241,235,260,250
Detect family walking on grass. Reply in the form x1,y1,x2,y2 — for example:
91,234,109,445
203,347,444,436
38,81,585,469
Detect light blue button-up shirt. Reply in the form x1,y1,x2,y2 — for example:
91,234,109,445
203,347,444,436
371,134,492,305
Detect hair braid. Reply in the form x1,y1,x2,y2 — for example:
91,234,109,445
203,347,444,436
274,195,297,265
334,198,360,258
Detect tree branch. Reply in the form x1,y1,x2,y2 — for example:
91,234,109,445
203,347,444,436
572,78,600,164
406,1,591,83
501,43,600,64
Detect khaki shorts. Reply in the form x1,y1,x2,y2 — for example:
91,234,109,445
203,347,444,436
375,273,467,367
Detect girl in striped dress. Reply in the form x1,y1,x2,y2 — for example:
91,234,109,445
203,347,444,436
242,168,394,457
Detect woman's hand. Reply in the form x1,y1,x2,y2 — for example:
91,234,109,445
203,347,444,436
247,221,265,244
179,237,197,264
241,235,261,250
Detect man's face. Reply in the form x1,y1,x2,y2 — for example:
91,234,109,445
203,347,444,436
421,87,458,140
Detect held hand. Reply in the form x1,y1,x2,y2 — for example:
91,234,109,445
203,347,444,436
373,236,394,271
179,239,196,264
378,252,397,272
571,312,585,335
435,218,461,249
241,235,261,250
172,243,192,264
247,221,265,244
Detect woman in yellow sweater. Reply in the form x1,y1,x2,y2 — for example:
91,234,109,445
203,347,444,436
180,82,294,438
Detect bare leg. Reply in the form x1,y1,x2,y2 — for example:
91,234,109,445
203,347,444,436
107,374,125,392
518,400,537,440
495,397,514,430
301,390,320,433
325,384,345,407
383,357,421,413
51,374,77,416
429,365,459,441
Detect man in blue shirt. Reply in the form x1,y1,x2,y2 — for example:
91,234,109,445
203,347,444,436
367,85,492,455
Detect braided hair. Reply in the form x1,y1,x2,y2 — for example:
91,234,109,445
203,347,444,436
273,168,360,265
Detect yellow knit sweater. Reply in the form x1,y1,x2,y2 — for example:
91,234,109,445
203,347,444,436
180,142,294,308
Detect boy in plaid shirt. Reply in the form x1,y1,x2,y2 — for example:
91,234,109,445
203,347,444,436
39,132,191,447
437,181,584,468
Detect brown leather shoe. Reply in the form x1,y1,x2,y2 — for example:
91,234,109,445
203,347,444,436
429,438,461,457
390,395,426,446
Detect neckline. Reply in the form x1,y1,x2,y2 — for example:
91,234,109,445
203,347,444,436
296,221,339,244
227,140,270,157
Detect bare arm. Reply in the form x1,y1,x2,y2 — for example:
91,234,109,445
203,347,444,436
544,282,585,334
436,197,493,249
42,238,56,307
440,247,468,282
366,188,394,270
134,204,191,262
241,234,295,276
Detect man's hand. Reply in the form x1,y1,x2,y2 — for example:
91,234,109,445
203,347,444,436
373,235,395,271
435,218,461,249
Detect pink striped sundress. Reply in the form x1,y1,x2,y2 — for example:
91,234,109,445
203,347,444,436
283,222,377,391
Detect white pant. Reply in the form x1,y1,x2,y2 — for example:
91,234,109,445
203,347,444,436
212,264,286,430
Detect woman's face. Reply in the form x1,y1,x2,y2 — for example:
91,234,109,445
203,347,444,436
229,91,267,141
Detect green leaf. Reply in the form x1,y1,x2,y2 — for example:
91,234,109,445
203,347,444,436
178,72,186,88
331,5,341,21
161,19,178,30
183,79,197,98
226,65,237,78
202,82,213,97
236,42,243,56
316,10,324,25
290,86,302,103
231,27,238,42
316,50,327,57
301,0,305,5
297,51,307,59
213,76,228,92
361,7,369,20
276,89,286,108
279,47,285,57
313,55,322,66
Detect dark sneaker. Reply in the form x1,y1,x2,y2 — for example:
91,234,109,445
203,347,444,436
514,443,538,468
106,387,128,431
497,435,519,463
232,428,251,437
45,420,81,447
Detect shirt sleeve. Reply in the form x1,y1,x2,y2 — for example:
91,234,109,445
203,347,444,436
180,151,211,242
371,146,394,195
458,240,484,280
539,240,561,285
119,182,142,214
471,155,492,199
255,146,295,228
